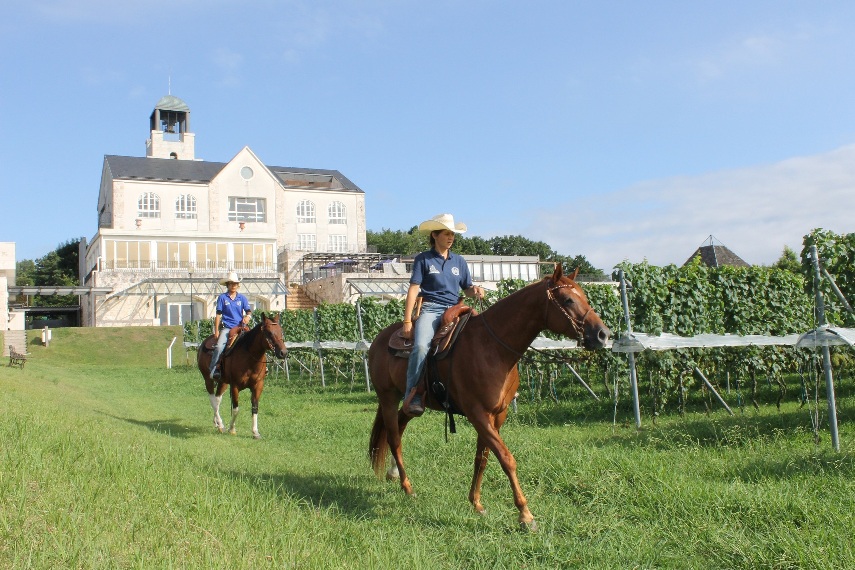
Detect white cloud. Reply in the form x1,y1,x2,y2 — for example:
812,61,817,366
525,145,855,271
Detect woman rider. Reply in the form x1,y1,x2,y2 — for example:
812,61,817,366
401,213,485,416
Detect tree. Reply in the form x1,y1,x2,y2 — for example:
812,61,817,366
367,228,426,255
29,239,81,307
15,259,36,285
772,246,801,273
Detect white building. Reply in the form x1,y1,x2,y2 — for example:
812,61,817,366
80,95,367,326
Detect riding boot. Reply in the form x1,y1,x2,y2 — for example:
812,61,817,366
210,358,222,380
403,387,424,417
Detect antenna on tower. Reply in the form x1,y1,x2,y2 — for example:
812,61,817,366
168,75,172,95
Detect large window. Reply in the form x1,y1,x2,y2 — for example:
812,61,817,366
297,234,317,252
228,197,266,223
328,235,348,253
328,201,346,224
196,242,229,270
106,240,151,269
138,192,160,218
233,243,275,271
175,194,197,219
296,200,316,223
157,241,191,269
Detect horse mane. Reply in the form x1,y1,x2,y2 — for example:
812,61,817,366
232,315,266,350
479,274,552,315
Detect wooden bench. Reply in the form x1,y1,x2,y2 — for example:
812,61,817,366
8,345,27,369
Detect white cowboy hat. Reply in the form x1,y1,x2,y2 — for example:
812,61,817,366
418,213,468,234
219,271,242,286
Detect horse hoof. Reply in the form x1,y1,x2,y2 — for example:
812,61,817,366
252,433,262,440
229,429,237,436
385,466,400,480
519,519,538,533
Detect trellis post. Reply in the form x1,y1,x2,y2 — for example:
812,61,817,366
355,300,371,392
810,245,840,451
619,270,642,428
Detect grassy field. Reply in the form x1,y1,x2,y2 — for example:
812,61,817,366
1,327,855,569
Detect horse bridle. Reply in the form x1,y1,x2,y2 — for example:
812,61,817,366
545,282,592,341
262,321,284,353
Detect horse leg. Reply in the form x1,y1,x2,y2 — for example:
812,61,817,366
209,383,227,432
249,384,262,440
469,437,490,515
228,385,240,436
469,408,508,515
469,412,536,530
380,391,414,494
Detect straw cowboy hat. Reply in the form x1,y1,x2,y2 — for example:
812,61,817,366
418,213,468,234
219,271,242,286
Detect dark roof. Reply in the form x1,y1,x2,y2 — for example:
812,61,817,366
104,155,363,192
684,245,750,268
105,155,225,183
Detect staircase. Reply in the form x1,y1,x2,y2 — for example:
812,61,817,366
286,285,319,311
3,329,27,356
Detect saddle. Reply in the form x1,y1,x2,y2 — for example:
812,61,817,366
200,325,250,356
387,302,477,360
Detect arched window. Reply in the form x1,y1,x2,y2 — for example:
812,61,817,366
138,192,161,218
328,201,346,224
297,200,316,223
175,194,197,219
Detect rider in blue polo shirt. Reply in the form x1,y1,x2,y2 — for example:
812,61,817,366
209,271,253,379
401,213,485,416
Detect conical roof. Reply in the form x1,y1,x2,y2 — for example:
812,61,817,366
683,235,750,268
153,94,189,112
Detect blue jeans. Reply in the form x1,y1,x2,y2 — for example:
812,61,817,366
209,328,230,375
405,302,448,398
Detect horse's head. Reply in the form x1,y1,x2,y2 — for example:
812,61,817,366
544,264,610,350
260,312,288,359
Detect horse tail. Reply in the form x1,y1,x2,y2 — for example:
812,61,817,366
368,403,388,478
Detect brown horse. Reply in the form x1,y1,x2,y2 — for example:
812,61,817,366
368,265,610,529
197,312,287,439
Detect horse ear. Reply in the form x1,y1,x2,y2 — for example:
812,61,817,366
569,267,579,281
551,263,563,281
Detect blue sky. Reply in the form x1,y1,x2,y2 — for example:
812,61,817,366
3,1,855,272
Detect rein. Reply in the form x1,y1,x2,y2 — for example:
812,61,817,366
480,281,591,362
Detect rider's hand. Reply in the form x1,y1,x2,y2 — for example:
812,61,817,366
401,320,413,339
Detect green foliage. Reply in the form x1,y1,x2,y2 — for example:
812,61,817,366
802,228,855,327
772,245,801,273
19,238,82,307
15,259,35,285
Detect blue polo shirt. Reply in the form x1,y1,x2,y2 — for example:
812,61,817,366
410,249,473,306
216,292,251,329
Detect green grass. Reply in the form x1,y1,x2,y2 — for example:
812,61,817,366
1,328,854,568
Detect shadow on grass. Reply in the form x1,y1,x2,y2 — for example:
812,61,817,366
101,412,211,439
225,468,380,518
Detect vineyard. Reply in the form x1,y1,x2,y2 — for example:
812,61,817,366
185,229,855,425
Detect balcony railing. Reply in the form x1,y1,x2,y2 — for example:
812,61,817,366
99,260,276,272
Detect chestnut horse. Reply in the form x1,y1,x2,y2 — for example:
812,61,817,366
368,265,610,529
197,313,287,439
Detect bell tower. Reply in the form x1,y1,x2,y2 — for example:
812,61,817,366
146,94,195,160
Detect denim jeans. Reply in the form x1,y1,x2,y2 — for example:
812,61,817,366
405,302,448,397
209,328,230,375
